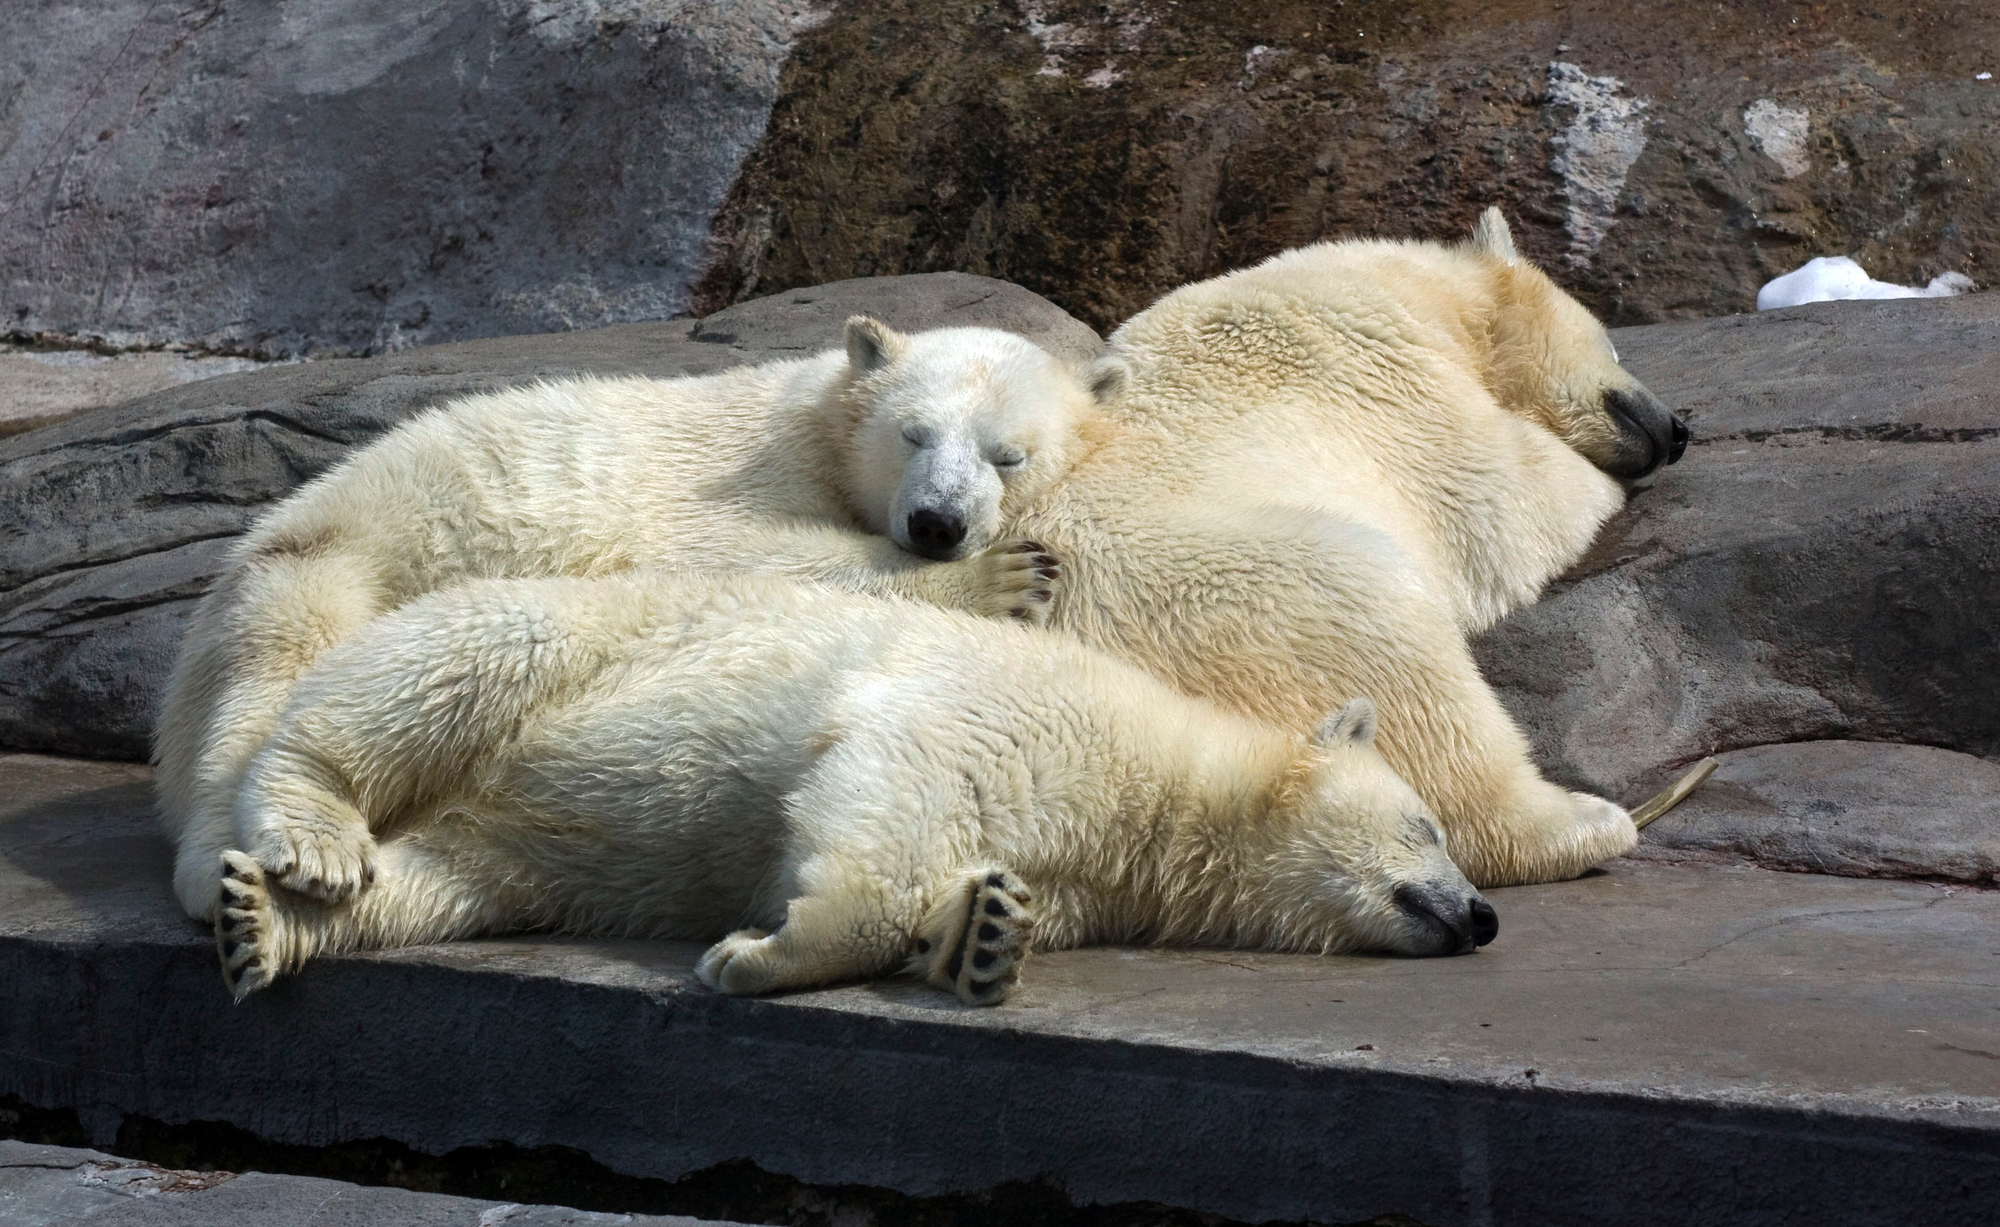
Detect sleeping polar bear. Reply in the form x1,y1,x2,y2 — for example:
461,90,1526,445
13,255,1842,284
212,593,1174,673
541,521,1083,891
214,572,1494,1002
1012,209,1688,887
157,321,1115,920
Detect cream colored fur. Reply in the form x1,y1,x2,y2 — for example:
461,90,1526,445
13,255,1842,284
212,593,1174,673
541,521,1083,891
213,573,1486,1002
1004,211,1658,886
158,323,1104,920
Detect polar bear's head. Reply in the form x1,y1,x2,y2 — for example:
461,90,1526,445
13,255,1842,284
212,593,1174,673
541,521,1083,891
1465,209,1689,486
837,318,1122,561
1263,699,1497,958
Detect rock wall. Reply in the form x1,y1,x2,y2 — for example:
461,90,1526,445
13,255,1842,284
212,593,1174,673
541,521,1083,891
697,0,2000,331
7,1,1994,359
0,0,822,359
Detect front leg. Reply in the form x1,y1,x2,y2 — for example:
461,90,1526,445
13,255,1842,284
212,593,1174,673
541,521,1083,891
738,523,1062,625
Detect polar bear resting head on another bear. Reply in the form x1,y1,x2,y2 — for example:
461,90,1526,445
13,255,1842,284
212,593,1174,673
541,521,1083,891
157,319,1115,922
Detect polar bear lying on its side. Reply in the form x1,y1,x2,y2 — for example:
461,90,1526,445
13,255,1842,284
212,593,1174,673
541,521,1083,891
1009,209,1691,888
157,320,1118,922
213,573,1494,1002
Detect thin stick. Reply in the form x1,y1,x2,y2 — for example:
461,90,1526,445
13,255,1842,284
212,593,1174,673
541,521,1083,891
1630,757,1719,830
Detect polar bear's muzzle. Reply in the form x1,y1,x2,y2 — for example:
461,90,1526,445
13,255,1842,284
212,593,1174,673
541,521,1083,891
893,442,1003,561
1392,882,1498,956
1600,385,1688,480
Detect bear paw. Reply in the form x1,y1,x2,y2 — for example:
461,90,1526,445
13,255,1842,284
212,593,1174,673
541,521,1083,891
216,851,279,999
968,539,1060,626
240,781,378,905
694,928,775,996
914,870,1035,1005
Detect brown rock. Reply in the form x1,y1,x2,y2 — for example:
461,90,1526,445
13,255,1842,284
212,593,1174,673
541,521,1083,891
696,0,1999,332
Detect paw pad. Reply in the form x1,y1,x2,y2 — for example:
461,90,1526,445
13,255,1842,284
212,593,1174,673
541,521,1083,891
921,869,1035,1005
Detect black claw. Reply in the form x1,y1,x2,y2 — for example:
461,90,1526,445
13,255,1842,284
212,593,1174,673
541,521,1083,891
1020,541,1046,554
984,898,1009,917
1031,589,1051,602
978,922,1001,941
1033,555,1057,568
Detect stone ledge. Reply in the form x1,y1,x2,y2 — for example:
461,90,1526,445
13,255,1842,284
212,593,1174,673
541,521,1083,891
0,1139,735,1226
4,755,1997,1227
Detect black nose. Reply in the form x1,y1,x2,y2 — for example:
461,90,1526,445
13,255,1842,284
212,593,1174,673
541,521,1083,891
1393,884,1490,955
1469,897,1498,947
906,508,967,558
1601,386,1683,480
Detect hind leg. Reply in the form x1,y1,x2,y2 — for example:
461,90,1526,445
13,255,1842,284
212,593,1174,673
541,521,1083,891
214,833,522,1000
161,547,389,921
234,578,655,903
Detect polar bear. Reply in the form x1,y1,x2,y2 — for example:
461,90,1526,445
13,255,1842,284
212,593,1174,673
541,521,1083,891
157,321,1115,921
1006,209,1688,887
210,572,1494,1002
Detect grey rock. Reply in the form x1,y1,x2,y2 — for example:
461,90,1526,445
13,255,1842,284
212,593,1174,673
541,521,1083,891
0,345,285,440
4,754,1999,1227
0,1139,733,1226
0,0,818,358
0,274,1099,759
1630,741,2000,885
1478,295,2000,841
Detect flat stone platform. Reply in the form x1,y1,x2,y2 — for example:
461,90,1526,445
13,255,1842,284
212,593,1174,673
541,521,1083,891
0,1139,730,1226
3,754,1997,1227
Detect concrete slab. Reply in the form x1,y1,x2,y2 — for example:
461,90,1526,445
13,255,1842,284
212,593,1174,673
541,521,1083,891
0,1139,731,1225
3,754,1998,1227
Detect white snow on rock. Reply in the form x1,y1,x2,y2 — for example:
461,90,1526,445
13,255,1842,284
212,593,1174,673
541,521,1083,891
1546,62,1650,267
1743,99,1811,178
1756,256,1975,310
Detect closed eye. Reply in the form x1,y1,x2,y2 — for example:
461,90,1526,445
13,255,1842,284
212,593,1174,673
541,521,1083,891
991,448,1027,469
902,426,930,448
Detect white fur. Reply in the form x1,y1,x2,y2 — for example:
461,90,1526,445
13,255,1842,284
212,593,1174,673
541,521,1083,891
1003,211,1651,886
158,323,1106,920
213,574,1486,1001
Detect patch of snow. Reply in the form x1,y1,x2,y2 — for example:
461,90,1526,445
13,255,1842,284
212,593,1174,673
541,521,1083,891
1019,1,1083,77
1743,99,1811,178
1243,44,1277,81
1085,63,1124,88
1756,256,1976,310
1978,71,1993,81
1546,62,1649,267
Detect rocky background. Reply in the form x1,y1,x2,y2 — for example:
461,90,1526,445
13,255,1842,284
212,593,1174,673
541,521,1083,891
4,1,1994,376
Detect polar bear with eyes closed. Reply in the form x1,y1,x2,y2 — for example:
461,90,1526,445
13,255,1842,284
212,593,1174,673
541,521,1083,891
155,320,1121,921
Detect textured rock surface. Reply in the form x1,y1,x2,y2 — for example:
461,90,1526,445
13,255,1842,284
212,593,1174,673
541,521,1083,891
4,755,1999,1227
0,274,1099,759
1476,294,2000,816
0,0,822,358
10,2,1995,357
0,1140,732,1226
696,0,1998,332
1631,742,2000,885
0,345,284,438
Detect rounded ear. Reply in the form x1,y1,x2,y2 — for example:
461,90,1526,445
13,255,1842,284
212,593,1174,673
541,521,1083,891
845,315,908,373
1313,698,1378,748
1086,357,1128,404
1467,207,1520,262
